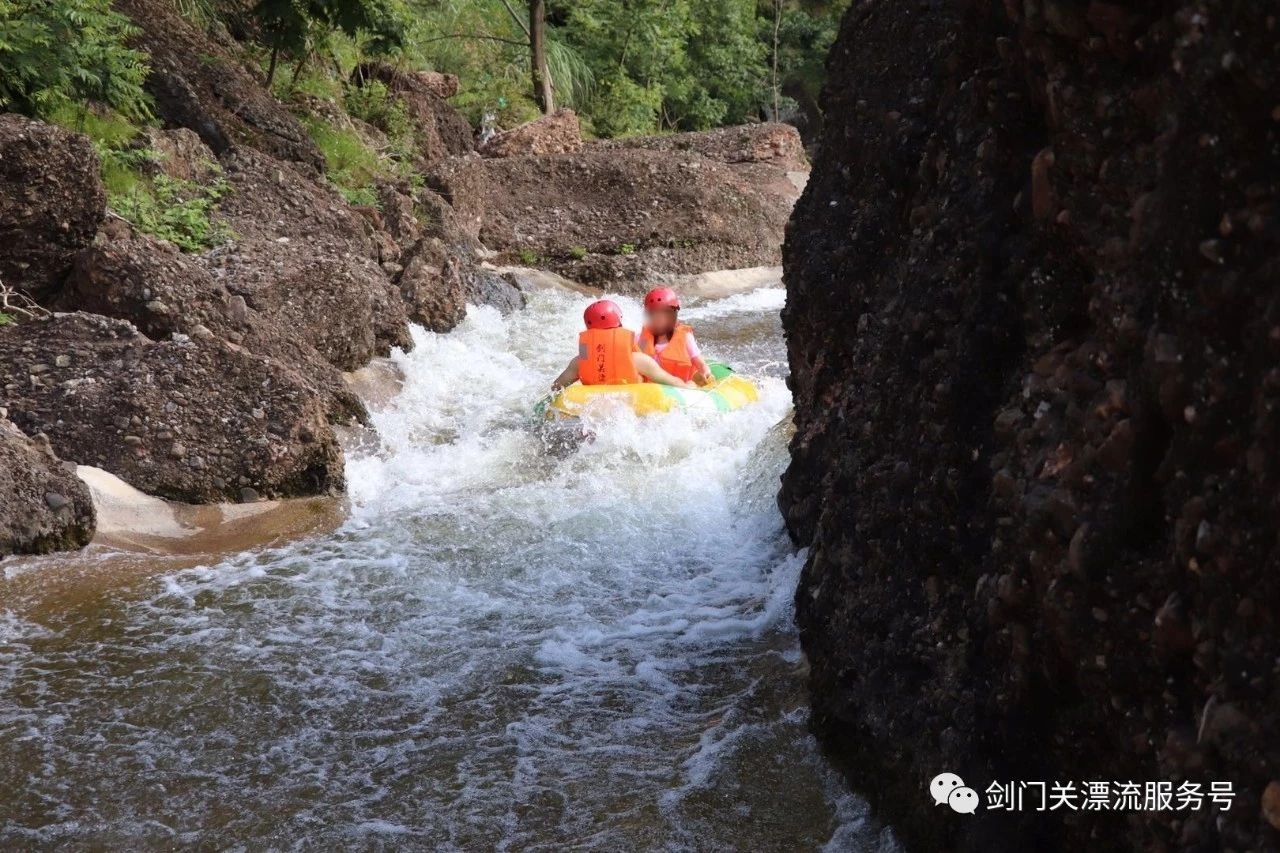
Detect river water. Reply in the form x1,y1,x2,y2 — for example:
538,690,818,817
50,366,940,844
1,283,889,850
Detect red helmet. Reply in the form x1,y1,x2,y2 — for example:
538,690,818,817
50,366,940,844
643,286,681,311
583,299,624,330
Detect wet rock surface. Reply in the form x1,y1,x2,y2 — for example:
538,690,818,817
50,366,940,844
1,313,345,503
782,0,1280,850
0,115,105,302
0,418,95,557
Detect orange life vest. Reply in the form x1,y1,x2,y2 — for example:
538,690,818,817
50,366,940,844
638,323,696,381
578,327,640,385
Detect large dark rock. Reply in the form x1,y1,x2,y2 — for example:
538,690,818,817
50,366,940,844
782,0,1280,850
1,313,345,503
0,419,95,556
0,114,105,302
201,147,414,368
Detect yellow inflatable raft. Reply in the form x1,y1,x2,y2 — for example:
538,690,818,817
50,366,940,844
539,363,759,419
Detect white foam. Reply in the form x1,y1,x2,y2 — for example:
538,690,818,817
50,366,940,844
0,285,873,849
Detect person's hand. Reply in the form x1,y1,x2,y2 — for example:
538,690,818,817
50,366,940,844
696,370,715,386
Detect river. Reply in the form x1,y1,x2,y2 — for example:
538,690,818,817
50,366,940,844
1,282,892,850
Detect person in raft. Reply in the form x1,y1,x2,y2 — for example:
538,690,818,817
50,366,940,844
636,286,715,386
551,299,697,390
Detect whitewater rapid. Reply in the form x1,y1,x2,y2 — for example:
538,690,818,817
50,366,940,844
0,284,892,850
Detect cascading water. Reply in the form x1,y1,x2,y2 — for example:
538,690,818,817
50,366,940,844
1,283,892,850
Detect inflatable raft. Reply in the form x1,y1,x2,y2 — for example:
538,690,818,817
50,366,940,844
539,363,759,419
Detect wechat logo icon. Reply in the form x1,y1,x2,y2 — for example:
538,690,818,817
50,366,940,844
930,772,979,814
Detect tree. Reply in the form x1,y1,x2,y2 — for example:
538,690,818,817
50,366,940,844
528,0,553,113
0,0,151,120
251,0,407,86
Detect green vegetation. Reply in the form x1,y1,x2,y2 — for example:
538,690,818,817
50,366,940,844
409,0,848,136
617,242,635,256
2,0,845,263
518,248,541,266
250,0,407,86
0,0,151,120
569,246,587,260
111,167,233,252
301,114,391,206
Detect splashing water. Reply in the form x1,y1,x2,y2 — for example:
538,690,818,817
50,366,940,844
0,284,891,850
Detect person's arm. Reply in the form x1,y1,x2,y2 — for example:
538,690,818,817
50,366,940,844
685,332,715,385
552,357,579,391
632,352,696,389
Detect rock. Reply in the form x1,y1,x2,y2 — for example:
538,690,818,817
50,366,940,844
0,313,344,503
0,418,94,555
780,0,1280,849
59,224,366,419
428,144,796,288
597,122,807,171
473,270,526,315
140,127,219,183
480,109,583,158
394,237,467,332
114,0,322,169
0,114,105,302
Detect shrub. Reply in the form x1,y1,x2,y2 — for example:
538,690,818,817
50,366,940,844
0,0,151,121
301,114,383,202
344,79,410,140
569,246,587,260
109,165,233,252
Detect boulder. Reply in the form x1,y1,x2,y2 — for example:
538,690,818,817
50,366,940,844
0,418,95,556
0,313,344,503
114,0,323,169
427,146,795,287
782,0,1280,849
394,237,468,332
480,109,583,158
139,127,221,183
201,147,414,368
60,224,366,419
204,240,412,370
0,115,105,302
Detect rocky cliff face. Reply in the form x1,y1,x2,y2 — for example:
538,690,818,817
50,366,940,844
781,0,1279,849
